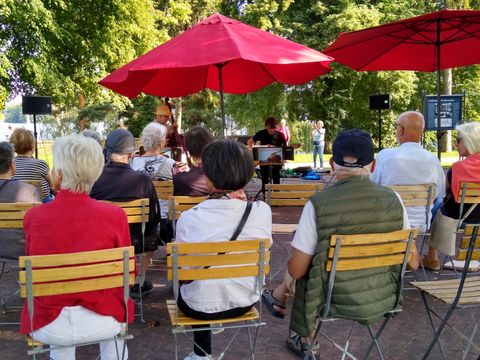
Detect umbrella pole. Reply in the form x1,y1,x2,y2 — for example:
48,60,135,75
216,63,226,137
436,19,442,161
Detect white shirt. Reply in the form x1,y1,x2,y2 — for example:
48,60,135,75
177,199,272,313
292,195,410,256
370,142,445,230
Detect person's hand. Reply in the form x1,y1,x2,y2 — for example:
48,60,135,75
247,138,254,149
176,162,188,172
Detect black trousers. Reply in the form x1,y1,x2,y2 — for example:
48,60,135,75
259,165,281,194
177,291,254,356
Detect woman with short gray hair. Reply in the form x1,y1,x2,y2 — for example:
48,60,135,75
20,134,133,360
131,122,177,181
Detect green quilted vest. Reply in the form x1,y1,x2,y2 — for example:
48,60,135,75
289,176,404,337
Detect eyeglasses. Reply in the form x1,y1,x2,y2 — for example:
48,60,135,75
395,122,402,127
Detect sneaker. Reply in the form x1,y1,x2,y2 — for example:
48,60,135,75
286,330,319,359
130,280,154,299
422,256,441,271
184,352,212,360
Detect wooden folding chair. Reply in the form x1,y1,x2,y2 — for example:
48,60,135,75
19,246,135,359
412,225,480,360
303,229,416,360
0,202,40,324
387,184,436,280
152,180,174,201
168,195,207,235
102,198,149,322
166,239,270,360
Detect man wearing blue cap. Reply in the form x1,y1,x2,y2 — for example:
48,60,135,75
261,129,419,358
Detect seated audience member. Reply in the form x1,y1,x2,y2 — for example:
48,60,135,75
425,122,480,269
131,122,177,181
371,111,445,271
131,122,177,243
371,111,445,232
21,135,133,360
0,142,39,263
173,126,214,196
261,129,419,358
247,116,287,194
176,139,272,360
90,129,160,298
10,128,54,202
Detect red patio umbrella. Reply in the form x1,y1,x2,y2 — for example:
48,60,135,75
100,13,333,135
323,9,480,159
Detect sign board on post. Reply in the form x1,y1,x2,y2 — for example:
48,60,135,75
423,95,463,131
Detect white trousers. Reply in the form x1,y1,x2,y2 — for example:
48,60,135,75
31,305,128,360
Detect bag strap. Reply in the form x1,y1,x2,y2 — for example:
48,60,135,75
230,201,253,241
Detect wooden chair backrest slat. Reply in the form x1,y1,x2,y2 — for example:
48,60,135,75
265,183,324,207
20,274,136,298
166,239,270,281
168,196,207,221
19,259,136,283
167,252,271,267
459,182,480,204
101,198,149,224
19,246,135,297
326,229,415,272
269,191,318,199
387,184,436,207
19,246,134,268
153,180,174,200
456,249,480,261
0,202,41,228
265,184,324,191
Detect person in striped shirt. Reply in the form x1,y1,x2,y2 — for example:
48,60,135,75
9,128,54,202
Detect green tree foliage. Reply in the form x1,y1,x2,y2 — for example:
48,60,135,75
1,0,160,109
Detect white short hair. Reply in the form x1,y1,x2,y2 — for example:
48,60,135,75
53,135,104,193
333,161,373,178
456,122,480,155
141,122,167,151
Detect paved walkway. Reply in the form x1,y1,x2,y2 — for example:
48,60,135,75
0,178,479,359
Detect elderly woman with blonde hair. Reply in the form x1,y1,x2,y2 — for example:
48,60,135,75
20,135,133,360
424,121,480,269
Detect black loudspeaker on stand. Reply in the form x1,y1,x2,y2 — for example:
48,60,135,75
22,96,52,158
369,94,391,150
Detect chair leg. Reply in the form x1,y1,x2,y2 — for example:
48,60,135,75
246,325,261,360
421,292,448,360
341,322,356,360
462,316,480,360
418,234,429,281
174,333,179,360
366,325,385,360
363,315,391,359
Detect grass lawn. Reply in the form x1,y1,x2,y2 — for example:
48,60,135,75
293,151,459,168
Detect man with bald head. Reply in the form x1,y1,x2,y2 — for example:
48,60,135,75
371,111,445,249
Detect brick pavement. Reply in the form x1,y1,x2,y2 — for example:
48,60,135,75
0,177,479,359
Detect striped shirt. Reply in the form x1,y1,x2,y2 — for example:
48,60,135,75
12,156,50,199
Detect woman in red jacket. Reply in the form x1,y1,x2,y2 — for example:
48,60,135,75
21,134,133,360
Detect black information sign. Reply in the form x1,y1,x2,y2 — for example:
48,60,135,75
423,95,463,131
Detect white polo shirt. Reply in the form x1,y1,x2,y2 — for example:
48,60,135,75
370,142,445,230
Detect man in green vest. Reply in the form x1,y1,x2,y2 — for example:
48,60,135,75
262,129,419,358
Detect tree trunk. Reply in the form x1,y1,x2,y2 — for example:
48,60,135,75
440,68,452,152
